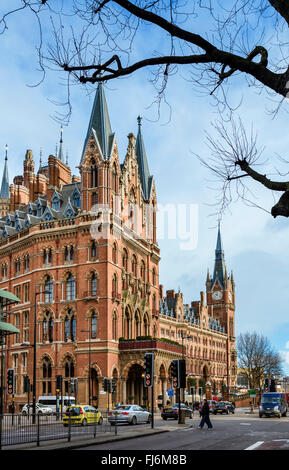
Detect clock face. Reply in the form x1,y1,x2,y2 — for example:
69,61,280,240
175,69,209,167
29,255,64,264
212,290,222,300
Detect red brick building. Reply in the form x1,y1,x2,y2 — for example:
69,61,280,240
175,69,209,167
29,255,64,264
0,84,237,412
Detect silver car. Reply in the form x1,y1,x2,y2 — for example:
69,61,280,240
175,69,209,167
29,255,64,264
108,405,152,425
22,403,53,415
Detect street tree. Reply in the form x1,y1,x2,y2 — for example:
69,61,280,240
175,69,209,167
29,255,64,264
237,331,283,390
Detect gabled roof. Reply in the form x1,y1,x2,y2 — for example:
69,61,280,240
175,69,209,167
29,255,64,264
80,83,115,163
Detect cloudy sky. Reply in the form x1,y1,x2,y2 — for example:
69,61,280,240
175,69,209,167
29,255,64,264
1,1,289,374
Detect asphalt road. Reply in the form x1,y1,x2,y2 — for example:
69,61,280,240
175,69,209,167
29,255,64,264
76,412,289,451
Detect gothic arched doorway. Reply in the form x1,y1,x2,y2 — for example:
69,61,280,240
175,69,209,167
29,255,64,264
126,363,146,406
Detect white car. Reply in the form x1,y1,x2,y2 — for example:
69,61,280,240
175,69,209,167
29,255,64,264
22,403,53,415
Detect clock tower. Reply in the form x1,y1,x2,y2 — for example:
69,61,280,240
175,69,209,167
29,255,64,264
206,224,237,390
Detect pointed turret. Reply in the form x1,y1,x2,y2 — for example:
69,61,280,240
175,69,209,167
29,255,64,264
135,116,153,201
212,223,226,288
0,145,10,199
58,125,64,163
80,82,115,163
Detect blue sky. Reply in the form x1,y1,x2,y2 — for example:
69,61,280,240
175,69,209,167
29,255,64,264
1,2,289,374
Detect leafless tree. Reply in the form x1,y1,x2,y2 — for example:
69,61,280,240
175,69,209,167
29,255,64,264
2,1,289,216
237,332,283,390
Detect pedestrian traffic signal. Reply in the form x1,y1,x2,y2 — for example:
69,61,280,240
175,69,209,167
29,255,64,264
56,375,63,391
7,369,15,395
178,359,186,389
103,377,108,391
171,360,179,388
144,353,154,388
111,377,117,393
23,375,30,394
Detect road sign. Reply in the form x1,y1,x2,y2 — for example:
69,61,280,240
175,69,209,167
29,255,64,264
167,389,174,397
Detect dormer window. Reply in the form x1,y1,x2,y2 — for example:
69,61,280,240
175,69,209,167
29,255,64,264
72,188,81,208
52,193,61,211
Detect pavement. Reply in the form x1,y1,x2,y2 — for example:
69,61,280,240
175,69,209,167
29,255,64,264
2,407,253,451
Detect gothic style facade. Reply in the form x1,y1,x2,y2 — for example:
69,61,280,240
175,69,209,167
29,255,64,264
0,84,237,411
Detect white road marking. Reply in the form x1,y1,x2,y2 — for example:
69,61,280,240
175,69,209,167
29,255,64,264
240,423,251,425
245,441,264,450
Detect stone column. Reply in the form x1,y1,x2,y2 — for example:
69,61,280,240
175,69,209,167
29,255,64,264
122,378,126,404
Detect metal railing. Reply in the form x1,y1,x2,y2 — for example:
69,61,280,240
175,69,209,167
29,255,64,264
0,412,115,448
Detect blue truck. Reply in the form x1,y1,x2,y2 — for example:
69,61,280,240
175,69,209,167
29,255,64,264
259,392,287,418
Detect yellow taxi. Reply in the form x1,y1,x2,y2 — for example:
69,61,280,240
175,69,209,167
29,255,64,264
63,405,103,426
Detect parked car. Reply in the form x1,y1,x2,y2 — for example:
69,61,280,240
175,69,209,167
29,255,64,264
161,403,193,420
108,405,151,425
22,403,53,416
213,401,234,415
259,392,287,418
199,400,217,415
63,405,103,426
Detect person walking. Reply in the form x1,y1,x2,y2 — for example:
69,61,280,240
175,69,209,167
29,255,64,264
199,399,213,429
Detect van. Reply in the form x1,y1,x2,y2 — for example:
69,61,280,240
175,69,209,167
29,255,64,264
38,395,76,414
259,392,287,418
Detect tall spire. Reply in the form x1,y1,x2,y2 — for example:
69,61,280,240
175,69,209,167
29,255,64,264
135,116,153,201
80,82,115,163
0,145,9,199
212,223,226,288
58,125,64,162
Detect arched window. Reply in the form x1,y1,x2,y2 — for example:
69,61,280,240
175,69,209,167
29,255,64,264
42,358,52,395
144,314,149,336
64,309,76,342
111,163,117,193
66,274,76,300
112,243,117,264
91,272,98,296
42,311,53,343
44,276,53,303
90,158,98,188
91,241,97,259
91,312,98,339
152,268,156,286
112,313,117,341
64,357,75,395
132,255,137,277
112,274,118,298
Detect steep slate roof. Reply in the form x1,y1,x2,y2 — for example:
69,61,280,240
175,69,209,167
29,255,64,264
135,116,153,201
80,82,115,164
0,182,81,239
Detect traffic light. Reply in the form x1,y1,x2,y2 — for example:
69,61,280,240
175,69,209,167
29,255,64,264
56,375,63,391
144,353,154,387
103,377,108,391
190,386,195,396
171,360,179,388
7,369,15,395
111,377,117,393
23,375,30,393
270,379,276,392
264,378,269,390
198,386,202,397
178,359,186,389
107,379,112,393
